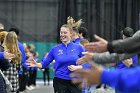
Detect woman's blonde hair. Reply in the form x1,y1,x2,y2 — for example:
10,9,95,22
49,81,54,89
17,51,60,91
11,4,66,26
67,16,83,30
0,31,8,44
3,31,21,64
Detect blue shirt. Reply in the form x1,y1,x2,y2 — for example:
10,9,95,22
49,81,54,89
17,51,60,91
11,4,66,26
101,67,140,93
41,56,50,68
0,52,4,60
41,42,84,80
73,38,90,69
18,42,29,70
116,55,138,69
73,38,84,44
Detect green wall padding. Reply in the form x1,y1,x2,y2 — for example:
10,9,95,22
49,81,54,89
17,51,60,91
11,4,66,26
22,41,57,79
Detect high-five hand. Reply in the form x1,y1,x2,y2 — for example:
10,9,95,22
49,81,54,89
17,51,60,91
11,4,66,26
76,52,94,65
84,35,108,53
26,57,37,67
71,63,103,87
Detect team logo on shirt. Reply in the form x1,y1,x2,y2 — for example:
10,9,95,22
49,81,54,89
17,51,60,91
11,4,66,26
58,49,63,55
71,49,75,52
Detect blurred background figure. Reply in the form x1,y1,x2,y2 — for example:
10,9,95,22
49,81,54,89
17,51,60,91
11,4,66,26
26,44,38,90
41,52,50,86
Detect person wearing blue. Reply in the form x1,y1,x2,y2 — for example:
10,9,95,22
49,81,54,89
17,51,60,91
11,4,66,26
71,64,140,93
70,29,140,93
73,27,89,45
116,27,138,69
67,16,87,45
71,26,89,45
66,17,91,93
26,24,85,93
116,55,138,69
67,17,90,70
41,52,50,86
71,27,84,44
114,27,139,93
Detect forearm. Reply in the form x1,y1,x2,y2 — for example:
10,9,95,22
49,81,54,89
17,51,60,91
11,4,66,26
94,52,133,64
108,31,140,54
94,52,117,64
108,39,139,54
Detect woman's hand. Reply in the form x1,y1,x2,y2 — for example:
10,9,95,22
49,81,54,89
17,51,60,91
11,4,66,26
68,65,83,71
4,50,15,61
26,57,38,67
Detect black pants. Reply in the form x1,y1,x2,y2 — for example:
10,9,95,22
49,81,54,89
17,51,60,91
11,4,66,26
28,69,37,86
53,77,81,93
19,67,29,92
32,70,37,86
43,68,50,85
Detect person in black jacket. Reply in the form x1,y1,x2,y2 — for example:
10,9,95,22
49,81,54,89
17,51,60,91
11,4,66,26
84,30,140,54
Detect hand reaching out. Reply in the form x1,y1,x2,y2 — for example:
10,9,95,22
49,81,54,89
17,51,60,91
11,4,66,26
68,65,83,71
70,63,103,87
84,35,108,53
76,52,94,65
26,57,38,67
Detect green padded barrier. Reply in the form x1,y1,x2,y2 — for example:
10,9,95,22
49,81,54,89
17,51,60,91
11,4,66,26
22,41,57,79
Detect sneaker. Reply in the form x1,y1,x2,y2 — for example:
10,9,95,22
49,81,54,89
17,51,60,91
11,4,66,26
96,87,104,91
30,85,35,90
26,86,33,90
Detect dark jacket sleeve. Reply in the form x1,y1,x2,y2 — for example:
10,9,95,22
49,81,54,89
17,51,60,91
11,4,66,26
0,59,10,70
94,52,133,64
0,45,10,70
108,30,140,54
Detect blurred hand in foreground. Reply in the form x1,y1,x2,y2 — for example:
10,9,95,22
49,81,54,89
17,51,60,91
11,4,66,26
76,52,94,65
70,63,103,87
84,35,108,53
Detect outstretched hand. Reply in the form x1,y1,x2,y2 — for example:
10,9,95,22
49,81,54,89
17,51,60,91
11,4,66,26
26,57,37,67
76,52,94,65
84,34,108,53
68,65,83,71
70,63,103,87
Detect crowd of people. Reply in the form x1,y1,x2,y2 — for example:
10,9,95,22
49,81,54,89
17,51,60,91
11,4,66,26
0,23,45,93
27,16,140,93
0,15,140,93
